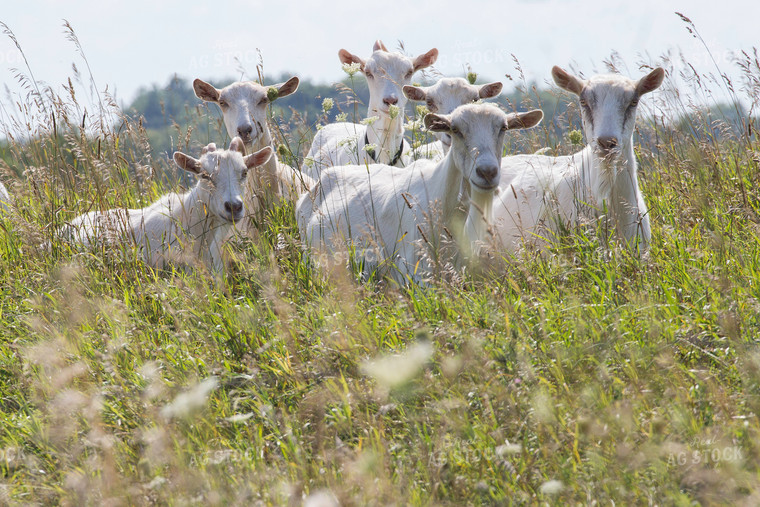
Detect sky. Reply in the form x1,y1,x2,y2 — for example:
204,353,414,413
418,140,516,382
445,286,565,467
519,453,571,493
0,0,758,110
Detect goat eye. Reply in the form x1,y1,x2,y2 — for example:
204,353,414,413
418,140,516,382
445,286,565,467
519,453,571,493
405,71,413,80
579,98,588,107
219,100,228,109
365,70,374,79
258,97,268,106
451,126,461,135
630,98,639,107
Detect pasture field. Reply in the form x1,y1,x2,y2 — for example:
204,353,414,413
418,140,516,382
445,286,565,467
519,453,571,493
2,28,760,505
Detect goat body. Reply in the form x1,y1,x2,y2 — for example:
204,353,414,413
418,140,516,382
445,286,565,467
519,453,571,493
493,66,664,253
305,40,438,178
64,139,272,275
298,104,542,284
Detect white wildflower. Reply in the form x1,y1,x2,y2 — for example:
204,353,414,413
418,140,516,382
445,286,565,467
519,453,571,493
342,62,361,77
304,489,340,507
361,341,433,388
404,119,423,131
363,143,378,153
338,137,357,148
539,480,564,495
322,98,334,114
388,104,400,120
335,112,347,122
160,377,218,420
495,440,522,456
360,115,379,126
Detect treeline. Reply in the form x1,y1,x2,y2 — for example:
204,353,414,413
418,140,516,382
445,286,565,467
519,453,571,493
67,71,748,165
122,73,573,157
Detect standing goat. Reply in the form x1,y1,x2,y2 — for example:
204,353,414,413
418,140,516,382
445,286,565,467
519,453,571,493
404,77,503,160
193,77,312,208
298,104,543,284
64,139,272,275
493,66,664,253
305,40,438,178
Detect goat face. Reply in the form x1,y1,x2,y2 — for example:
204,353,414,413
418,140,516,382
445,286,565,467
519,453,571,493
405,78,502,148
193,78,299,147
426,105,543,192
552,66,664,162
173,138,273,223
339,41,438,121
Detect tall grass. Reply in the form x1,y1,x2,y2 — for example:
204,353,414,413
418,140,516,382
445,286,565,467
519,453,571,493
2,17,760,505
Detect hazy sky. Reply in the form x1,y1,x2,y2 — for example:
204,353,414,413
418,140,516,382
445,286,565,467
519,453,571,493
0,0,758,108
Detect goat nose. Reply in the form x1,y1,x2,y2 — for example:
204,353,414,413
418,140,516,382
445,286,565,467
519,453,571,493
597,136,618,151
383,95,398,106
475,164,499,184
237,124,253,137
224,199,243,216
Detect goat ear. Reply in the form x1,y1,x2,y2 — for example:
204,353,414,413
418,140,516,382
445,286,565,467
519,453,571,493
338,49,365,71
478,82,503,99
373,40,388,52
636,67,665,96
424,113,451,132
201,143,217,155
193,79,220,102
245,146,273,169
413,48,438,71
173,152,203,175
272,76,299,99
403,85,427,102
229,137,246,155
506,109,544,130
552,66,584,95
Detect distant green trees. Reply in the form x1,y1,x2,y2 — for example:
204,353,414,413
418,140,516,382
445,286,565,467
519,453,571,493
122,73,575,158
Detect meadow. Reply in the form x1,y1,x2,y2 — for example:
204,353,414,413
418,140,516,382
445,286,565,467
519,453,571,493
1,20,760,505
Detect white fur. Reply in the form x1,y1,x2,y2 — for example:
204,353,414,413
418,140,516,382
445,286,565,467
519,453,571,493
404,78,503,161
193,77,313,208
493,66,664,253
305,40,438,178
0,182,9,211
64,139,272,275
298,104,542,284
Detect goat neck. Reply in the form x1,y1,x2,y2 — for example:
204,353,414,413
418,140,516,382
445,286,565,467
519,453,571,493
364,112,405,165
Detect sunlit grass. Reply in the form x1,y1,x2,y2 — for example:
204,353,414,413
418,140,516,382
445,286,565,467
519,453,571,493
1,16,760,505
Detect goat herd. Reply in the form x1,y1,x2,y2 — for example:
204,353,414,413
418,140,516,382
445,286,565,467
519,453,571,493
0,40,665,285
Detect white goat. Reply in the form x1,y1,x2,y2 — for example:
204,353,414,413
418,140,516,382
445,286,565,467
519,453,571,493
304,40,438,178
64,138,273,275
297,104,543,284
403,77,503,160
0,182,9,211
493,66,664,253
193,77,312,207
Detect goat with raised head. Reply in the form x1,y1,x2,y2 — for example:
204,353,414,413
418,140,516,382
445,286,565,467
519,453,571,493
193,77,312,207
493,66,664,253
305,40,438,177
